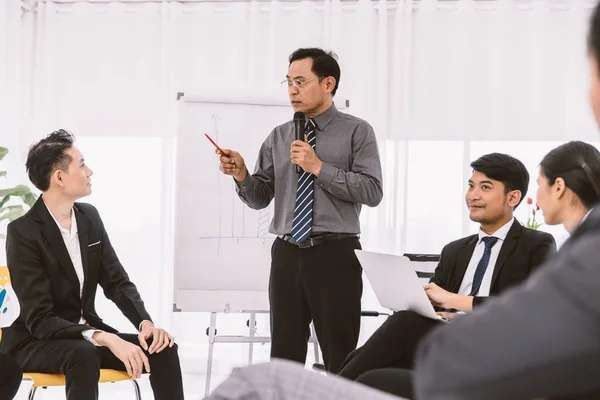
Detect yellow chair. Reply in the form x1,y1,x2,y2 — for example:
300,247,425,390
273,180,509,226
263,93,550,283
0,266,142,399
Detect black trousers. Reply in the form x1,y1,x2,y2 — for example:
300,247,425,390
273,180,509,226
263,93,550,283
0,352,22,400
12,333,184,400
269,236,363,372
357,368,414,399
338,310,442,379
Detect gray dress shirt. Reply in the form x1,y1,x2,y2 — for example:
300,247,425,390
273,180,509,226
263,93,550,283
236,103,383,236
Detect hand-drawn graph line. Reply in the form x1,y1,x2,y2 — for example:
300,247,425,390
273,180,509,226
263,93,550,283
201,113,272,242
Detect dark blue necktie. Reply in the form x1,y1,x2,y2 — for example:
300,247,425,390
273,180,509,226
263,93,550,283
469,236,499,296
290,119,317,244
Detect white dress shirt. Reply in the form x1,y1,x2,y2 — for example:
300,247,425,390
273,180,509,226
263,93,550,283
458,219,515,297
45,203,103,346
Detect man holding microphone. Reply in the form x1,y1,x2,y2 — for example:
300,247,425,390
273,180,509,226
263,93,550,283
217,48,383,372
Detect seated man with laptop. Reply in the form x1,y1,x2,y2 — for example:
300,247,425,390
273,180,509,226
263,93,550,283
337,152,557,381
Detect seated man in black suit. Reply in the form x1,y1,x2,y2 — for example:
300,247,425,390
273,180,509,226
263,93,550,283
337,152,557,381
0,352,22,399
0,130,184,400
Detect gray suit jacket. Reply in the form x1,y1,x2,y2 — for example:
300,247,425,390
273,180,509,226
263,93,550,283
413,207,600,400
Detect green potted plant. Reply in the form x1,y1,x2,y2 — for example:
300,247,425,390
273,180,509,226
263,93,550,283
0,147,37,237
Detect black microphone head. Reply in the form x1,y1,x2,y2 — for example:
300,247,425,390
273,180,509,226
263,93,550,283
293,111,305,122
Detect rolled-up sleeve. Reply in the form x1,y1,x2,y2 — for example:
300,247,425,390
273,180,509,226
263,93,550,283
236,132,276,210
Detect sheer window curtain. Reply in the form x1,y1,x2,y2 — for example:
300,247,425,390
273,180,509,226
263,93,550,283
404,0,596,251
0,1,27,249
3,0,597,377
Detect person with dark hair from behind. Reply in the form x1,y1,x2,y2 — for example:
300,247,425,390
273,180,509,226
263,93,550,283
336,152,556,383
0,130,184,400
0,352,22,399
537,141,600,232
216,48,383,372
411,3,600,396
413,138,600,399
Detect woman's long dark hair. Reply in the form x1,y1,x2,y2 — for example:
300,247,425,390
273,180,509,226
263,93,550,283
540,141,600,209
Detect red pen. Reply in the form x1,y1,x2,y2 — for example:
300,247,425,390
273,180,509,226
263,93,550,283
205,133,225,154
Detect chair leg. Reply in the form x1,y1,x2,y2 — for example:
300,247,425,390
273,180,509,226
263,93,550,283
311,323,321,364
205,312,217,397
28,386,37,400
130,379,142,400
248,312,256,365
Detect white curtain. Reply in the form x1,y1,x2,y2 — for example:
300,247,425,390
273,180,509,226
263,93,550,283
13,0,414,140
0,1,22,149
407,0,596,141
0,1,28,268
3,0,597,377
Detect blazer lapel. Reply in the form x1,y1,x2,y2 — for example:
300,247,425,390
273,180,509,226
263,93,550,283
34,198,80,288
74,206,91,303
490,218,521,290
450,236,478,292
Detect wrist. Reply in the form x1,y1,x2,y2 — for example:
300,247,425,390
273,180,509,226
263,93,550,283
140,320,154,331
449,294,472,312
93,331,114,346
234,167,248,183
441,293,457,309
312,160,323,177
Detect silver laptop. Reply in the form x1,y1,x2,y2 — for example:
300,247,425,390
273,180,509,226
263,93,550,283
355,249,444,321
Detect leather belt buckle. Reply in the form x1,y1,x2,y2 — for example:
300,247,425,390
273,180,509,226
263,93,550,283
298,237,314,248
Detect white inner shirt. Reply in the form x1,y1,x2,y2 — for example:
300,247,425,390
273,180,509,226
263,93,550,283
458,218,514,297
44,202,102,345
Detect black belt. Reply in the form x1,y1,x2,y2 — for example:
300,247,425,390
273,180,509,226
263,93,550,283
278,233,360,248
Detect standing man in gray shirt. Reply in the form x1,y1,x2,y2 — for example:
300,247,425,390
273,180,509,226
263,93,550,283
217,48,383,372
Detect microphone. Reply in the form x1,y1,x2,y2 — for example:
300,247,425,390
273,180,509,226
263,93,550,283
293,112,305,173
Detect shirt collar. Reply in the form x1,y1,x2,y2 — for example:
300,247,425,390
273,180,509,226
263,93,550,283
310,103,338,131
582,208,594,224
44,200,78,237
477,218,514,243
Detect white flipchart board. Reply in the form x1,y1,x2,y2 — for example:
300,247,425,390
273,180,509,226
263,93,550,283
174,90,349,313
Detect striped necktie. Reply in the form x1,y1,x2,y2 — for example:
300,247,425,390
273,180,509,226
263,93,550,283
290,118,317,244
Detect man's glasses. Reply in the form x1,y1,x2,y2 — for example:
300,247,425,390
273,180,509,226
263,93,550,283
281,77,319,89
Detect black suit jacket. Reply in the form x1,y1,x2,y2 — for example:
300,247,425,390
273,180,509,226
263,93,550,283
430,218,556,307
0,197,152,354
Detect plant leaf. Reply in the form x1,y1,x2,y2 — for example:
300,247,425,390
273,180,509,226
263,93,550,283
0,148,37,224
23,192,38,207
0,205,25,222
2,205,25,211
0,194,10,209
0,185,32,197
